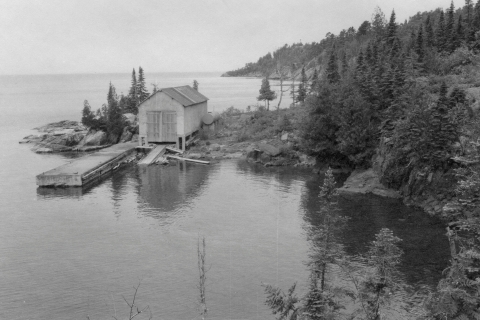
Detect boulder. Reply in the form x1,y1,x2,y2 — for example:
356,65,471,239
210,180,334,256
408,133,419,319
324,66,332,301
64,132,86,146
187,153,203,159
298,153,316,166
259,153,271,163
119,127,133,142
35,147,53,153
123,113,136,125
210,143,221,151
258,143,281,156
78,130,107,146
281,132,289,141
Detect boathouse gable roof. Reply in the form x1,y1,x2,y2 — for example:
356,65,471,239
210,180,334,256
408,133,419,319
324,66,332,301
140,85,208,108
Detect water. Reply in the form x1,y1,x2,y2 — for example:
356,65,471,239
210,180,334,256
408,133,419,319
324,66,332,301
0,73,449,319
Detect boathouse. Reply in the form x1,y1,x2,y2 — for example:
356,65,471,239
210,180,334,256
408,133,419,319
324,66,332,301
138,85,208,150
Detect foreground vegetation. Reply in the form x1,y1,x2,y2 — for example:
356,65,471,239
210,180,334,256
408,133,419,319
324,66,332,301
263,168,479,320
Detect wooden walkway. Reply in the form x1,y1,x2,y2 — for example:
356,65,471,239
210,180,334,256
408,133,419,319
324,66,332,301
137,144,170,165
36,142,138,187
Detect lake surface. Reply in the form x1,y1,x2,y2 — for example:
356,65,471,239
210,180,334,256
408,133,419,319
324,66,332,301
0,73,450,319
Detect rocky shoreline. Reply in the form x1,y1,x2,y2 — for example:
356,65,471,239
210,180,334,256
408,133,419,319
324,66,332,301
20,117,138,153
25,118,455,219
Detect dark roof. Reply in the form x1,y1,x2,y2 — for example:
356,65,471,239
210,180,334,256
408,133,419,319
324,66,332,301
159,85,208,107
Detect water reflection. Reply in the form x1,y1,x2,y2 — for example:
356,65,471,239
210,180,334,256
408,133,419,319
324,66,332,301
36,164,133,200
300,174,450,287
136,161,212,220
37,186,86,199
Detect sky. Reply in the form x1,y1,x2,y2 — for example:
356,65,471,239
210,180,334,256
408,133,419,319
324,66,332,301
0,0,467,75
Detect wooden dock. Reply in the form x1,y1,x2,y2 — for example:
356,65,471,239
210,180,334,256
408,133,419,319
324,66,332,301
36,142,138,187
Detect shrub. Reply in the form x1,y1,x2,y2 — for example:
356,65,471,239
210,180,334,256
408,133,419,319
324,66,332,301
222,106,243,117
236,130,251,142
197,128,211,141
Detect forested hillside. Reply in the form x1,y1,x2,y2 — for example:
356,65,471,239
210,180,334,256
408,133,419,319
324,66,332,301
224,2,480,318
223,3,480,79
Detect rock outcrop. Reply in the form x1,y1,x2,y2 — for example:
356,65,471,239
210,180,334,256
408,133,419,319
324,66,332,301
338,169,401,199
20,119,138,153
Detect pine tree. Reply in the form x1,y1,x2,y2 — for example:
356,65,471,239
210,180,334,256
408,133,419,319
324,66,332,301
326,51,340,84
128,68,138,113
341,51,348,77
297,66,308,102
425,15,435,47
359,229,403,320
465,0,474,27
408,29,417,53
474,0,480,31
416,26,425,63
386,10,397,47
390,37,402,61
136,66,149,103
257,77,276,110
446,1,456,52
455,14,465,49
309,68,319,94
437,10,447,51
106,83,125,143
438,81,449,107
81,100,96,129
465,0,474,42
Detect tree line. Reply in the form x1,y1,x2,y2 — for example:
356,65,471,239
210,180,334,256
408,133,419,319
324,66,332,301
81,67,149,143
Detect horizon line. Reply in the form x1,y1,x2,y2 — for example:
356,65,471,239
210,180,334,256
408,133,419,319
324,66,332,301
0,70,226,77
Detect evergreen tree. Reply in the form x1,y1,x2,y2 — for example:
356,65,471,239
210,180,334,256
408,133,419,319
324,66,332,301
448,87,467,108
340,51,348,77
106,83,125,143
437,10,447,51
446,1,456,52
136,66,149,103
438,81,449,107
465,0,474,43
309,68,319,94
81,100,96,129
257,77,276,110
128,68,138,113
128,68,137,99
359,229,403,320
455,14,465,49
193,80,199,91
386,10,397,47
326,51,340,84
297,66,308,102
425,15,435,47
308,168,348,292
465,0,474,27
416,26,425,63
474,0,480,31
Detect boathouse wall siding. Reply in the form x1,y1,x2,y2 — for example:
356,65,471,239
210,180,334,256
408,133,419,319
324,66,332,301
138,92,183,143
138,86,208,149
184,101,207,136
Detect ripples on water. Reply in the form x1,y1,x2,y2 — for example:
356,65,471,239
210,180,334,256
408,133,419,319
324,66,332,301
3,157,451,320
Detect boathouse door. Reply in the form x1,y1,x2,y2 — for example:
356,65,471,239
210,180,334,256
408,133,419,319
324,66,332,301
146,111,161,142
162,112,177,142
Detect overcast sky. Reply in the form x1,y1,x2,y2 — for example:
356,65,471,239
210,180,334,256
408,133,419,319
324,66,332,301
0,0,466,75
